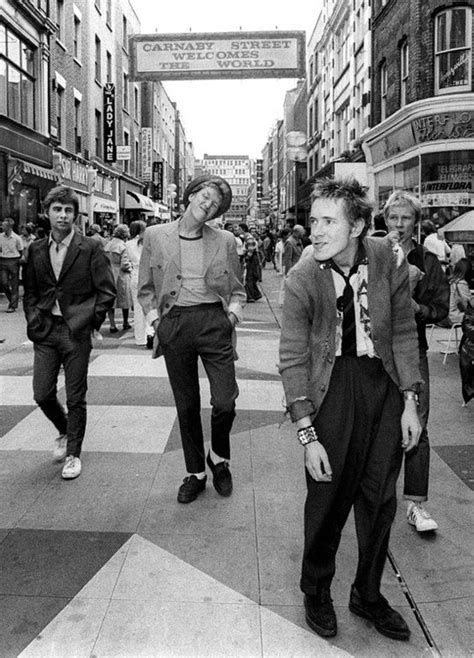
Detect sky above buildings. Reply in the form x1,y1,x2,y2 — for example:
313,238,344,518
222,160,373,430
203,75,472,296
131,0,324,159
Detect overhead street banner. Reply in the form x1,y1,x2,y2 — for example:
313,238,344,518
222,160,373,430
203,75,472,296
129,31,305,81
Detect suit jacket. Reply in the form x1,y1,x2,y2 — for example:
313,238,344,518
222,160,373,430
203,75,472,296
138,219,246,356
279,236,422,422
23,232,116,342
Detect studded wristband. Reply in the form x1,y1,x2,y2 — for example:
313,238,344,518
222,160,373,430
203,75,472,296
297,426,319,446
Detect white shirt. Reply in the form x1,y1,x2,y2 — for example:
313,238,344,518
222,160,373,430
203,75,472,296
48,230,75,315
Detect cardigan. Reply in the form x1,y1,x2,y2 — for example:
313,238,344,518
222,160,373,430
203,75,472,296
279,236,422,422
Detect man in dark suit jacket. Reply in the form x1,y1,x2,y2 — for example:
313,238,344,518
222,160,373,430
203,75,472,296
23,186,115,480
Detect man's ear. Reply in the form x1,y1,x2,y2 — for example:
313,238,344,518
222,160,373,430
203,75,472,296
350,218,365,238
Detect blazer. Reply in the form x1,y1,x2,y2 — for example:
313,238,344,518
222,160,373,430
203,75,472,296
279,236,422,422
23,232,116,342
138,220,246,355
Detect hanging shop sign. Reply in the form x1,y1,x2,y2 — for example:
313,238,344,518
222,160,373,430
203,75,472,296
103,83,116,163
141,127,153,181
130,31,306,81
152,161,163,201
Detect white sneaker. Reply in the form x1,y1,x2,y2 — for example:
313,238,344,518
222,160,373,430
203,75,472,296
62,456,82,480
52,434,67,462
407,502,438,532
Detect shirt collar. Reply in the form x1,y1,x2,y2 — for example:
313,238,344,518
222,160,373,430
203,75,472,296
49,230,75,249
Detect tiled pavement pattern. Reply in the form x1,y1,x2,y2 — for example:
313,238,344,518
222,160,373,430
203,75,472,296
0,269,473,657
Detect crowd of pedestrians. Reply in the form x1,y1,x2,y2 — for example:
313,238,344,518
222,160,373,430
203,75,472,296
1,174,472,644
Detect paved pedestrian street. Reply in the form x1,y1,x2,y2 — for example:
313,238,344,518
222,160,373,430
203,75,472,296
1,270,473,657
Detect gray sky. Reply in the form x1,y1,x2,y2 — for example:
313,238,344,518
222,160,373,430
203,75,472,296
130,0,323,159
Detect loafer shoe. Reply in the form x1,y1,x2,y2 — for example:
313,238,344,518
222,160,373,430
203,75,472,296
177,475,207,504
407,501,438,532
349,586,410,641
62,456,82,480
206,453,233,497
304,589,337,637
52,433,67,462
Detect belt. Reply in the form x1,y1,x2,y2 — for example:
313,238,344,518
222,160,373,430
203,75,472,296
167,302,221,316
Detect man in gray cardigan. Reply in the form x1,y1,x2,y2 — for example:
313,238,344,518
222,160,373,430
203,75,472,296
279,178,421,642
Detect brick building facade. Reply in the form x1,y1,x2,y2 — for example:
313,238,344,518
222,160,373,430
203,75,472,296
364,0,474,220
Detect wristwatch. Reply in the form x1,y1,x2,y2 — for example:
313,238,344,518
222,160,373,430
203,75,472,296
403,390,419,403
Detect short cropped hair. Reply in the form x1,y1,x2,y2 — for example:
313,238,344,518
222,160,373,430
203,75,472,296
312,177,373,238
383,190,422,224
113,224,129,240
43,186,80,217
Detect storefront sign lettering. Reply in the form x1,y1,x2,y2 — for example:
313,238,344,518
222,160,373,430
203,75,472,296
141,128,153,181
412,112,474,142
131,31,305,81
103,83,116,163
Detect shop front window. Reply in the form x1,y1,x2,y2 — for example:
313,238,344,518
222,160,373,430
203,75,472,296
374,166,394,210
435,7,472,94
421,150,474,221
394,156,419,195
0,25,36,129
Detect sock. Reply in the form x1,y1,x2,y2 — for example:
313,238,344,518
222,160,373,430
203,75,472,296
209,447,227,465
190,471,206,480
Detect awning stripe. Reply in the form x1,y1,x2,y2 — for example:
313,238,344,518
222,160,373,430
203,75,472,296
22,161,60,181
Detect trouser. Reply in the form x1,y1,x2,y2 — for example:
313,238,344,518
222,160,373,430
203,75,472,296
301,356,403,603
158,303,238,474
403,350,429,501
33,317,92,457
0,257,20,308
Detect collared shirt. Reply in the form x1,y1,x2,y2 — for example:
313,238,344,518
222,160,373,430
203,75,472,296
328,246,376,358
48,230,75,315
0,231,23,258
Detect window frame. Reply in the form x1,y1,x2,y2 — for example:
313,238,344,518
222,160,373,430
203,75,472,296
434,6,472,95
400,41,409,106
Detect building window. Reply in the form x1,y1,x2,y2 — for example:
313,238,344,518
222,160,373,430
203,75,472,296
0,26,36,129
380,61,387,121
123,71,129,110
106,0,112,26
74,97,81,153
73,15,81,60
123,131,129,173
56,0,65,42
400,41,409,106
435,7,472,94
134,85,139,118
95,36,101,82
95,109,102,157
335,19,350,78
56,85,64,144
106,51,112,83
122,15,128,50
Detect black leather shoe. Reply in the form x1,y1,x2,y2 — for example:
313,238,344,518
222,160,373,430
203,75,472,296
206,453,233,497
349,586,410,641
177,475,207,504
304,589,337,637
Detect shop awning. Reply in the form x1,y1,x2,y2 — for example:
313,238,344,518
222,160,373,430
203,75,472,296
93,197,118,214
21,161,60,182
439,211,474,243
124,190,155,212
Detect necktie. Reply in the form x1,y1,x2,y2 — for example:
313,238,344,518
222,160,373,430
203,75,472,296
333,264,357,356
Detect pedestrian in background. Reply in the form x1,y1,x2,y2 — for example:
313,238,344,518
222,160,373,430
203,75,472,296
448,258,472,326
244,235,263,302
384,190,449,533
19,224,36,282
283,224,306,275
104,224,133,333
23,186,115,479
139,174,245,504
280,177,421,643
0,218,23,313
126,219,153,348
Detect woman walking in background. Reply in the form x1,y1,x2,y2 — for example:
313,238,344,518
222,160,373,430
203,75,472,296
104,224,133,333
126,220,153,347
448,258,472,326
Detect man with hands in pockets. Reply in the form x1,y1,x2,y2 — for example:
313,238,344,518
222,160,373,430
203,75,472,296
279,177,421,642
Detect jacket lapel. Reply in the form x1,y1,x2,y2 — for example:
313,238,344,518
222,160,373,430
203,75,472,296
37,239,56,281
163,221,181,267
202,225,220,272
57,233,81,281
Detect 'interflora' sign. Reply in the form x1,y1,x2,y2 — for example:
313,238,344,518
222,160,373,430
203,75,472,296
130,31,305,81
